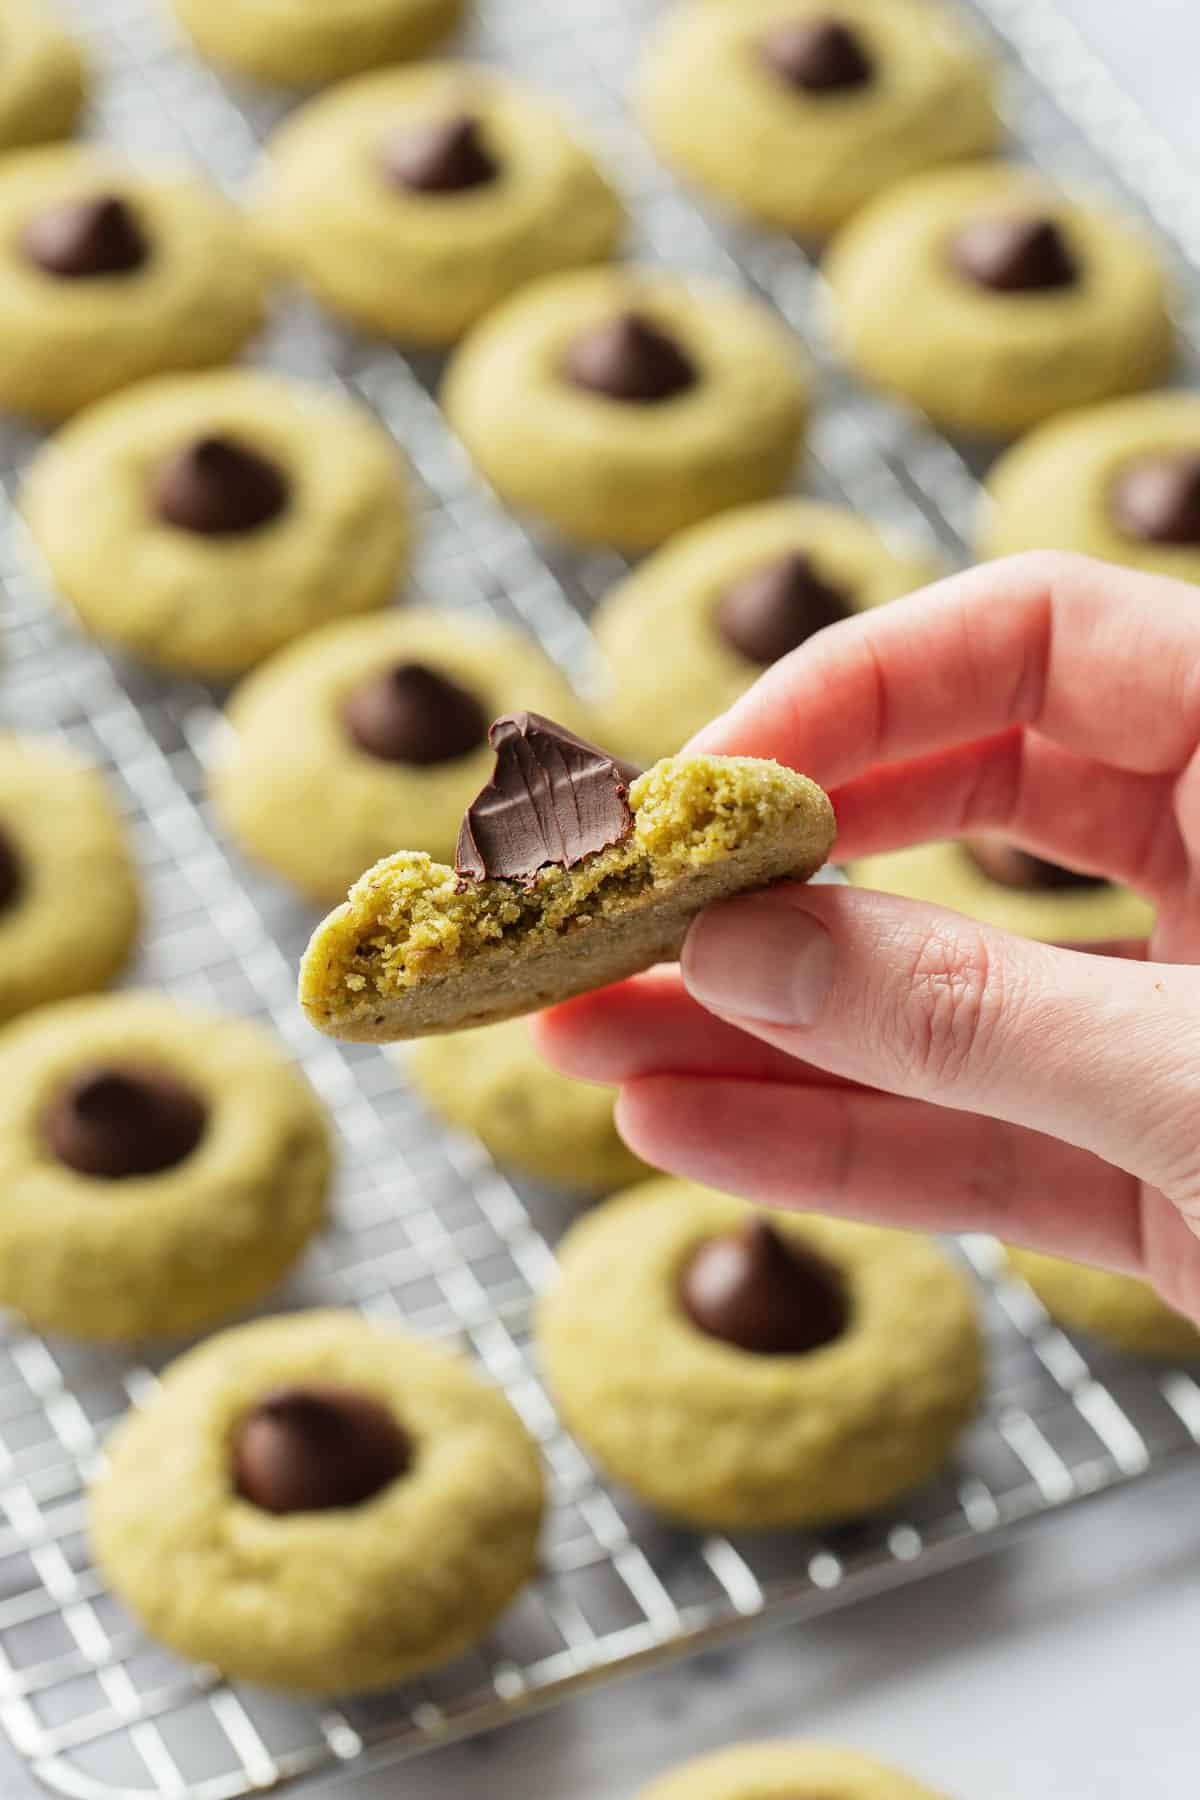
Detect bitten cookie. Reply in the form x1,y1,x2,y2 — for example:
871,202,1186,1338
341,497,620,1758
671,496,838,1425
639,0,998,238
90,1310,544,1695
537,1180,982,1530
638,1742,948,1800
260,66,623,346
405,1018,648,1192
212,611,590,904
0,735,140,1025
0,993,331,1341
0,0,88,152
299,714,835,1043
443,267,810,549
850,840,1154,945
0,147,270,420
595,499,936,764
825,162,1172,436
1005,1248,1200,1362
22,370,410,679
981,391,1200,583
171,0,463,87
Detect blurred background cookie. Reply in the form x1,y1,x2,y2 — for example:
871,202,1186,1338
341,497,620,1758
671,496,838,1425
0,0,88,152
639,0,998,238
638,1742,948,1800
170,0,465,87
260,66,623,346
23,369,410,678
1005,1247,1200,1361
825,162,1173,436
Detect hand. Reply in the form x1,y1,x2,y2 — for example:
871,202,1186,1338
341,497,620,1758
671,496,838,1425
534,552,1200,1324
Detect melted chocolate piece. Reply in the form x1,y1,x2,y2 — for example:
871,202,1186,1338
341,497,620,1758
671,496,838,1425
681,1217,849,1355
233,1385,410,1515
383,113,499,193
153,436,290,537
950,215,1078,293
22,195,148,279
759,17,874,92
963,837,1105,891
717,552,851,664
343,662,489,765
0,831,23,914
456,712,639,883
1110,452,1200,546
564,312,696,404
45,1066,208,1180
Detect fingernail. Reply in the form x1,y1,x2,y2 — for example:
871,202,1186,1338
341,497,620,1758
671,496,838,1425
683,895,835,1027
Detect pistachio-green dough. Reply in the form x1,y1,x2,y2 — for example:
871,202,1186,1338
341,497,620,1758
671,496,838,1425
0,147,270,421
0,0,87,152
0,735,140,1025
211,608,590,905
639,0,999,238
300,755,835,1042
171,0,463,86
443,268,811,550
0,993,331,1341
980,390,1200,581
90,1310,545,1695
825,162,1173,437
595,499,938,764
404,1018,648,1192
537,1181,983,1530
260,65,623,347
1005,1247,1200,1361
22,370,411,679
851,841,1155,944
638,1742,948,1800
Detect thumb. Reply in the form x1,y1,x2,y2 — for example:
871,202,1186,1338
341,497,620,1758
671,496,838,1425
681,883,1200,1206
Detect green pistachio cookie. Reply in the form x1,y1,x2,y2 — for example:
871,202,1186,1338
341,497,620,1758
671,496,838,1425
0,735,140,1026
212,610,590,904
537,1180,983,1530
639,0,999,238
443,267,810,549
0,993,331,1341
639,1742,948,1800
0,0,88,152
0,146,270,421
260,65,623,346
300,720,836,1043
91,1310,544,1695
1005,1247,1200,1361
404,1017,648,1192
22,369,410,679
980,391,1200,583
171,0,463,87
850,840,1154,945
594,499,937,764
826,162,1173,437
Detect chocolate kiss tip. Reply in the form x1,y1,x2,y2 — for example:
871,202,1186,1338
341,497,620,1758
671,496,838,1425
564,312,697,404
760,17,874,92
680,1216,849,1355
383,112,498,193
951,214,1077,293
233,1386,410,1515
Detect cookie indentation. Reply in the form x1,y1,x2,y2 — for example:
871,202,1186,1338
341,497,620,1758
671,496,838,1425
233,1385,410,1514
22,194,148,278
154,436,290,537
564,312,696,403
717,552,851,664
681,1216,849,1354
343,662,489,766
45,1065,208,1180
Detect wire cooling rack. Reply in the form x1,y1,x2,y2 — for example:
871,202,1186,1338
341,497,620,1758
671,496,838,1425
2,0,1200,1794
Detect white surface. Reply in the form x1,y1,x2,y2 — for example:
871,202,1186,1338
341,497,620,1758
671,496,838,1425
10,4,1200,1796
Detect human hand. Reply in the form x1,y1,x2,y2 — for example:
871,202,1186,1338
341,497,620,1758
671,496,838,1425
533,552,1200,1323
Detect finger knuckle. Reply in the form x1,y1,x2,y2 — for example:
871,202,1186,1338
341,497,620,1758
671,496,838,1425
889,919,1001,1093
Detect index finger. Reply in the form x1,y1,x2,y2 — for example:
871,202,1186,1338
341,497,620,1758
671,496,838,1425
691,551,1200,785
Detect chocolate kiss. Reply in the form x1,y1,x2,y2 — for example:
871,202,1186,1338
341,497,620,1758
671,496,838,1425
0,830,23,914
22,195,148,278
153,436,290,536
681,1217,849,1355
759,17,875,92
950,215,1078,293
564,312,697,404
343,662,489,766
716,552,852,664
383,113,499,193
1110,452,1200,546
233,1385,411,1515
963,837,1105,891
45,1066,208,1180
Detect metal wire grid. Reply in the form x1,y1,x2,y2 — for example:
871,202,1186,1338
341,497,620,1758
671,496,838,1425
0,0,1196,1793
